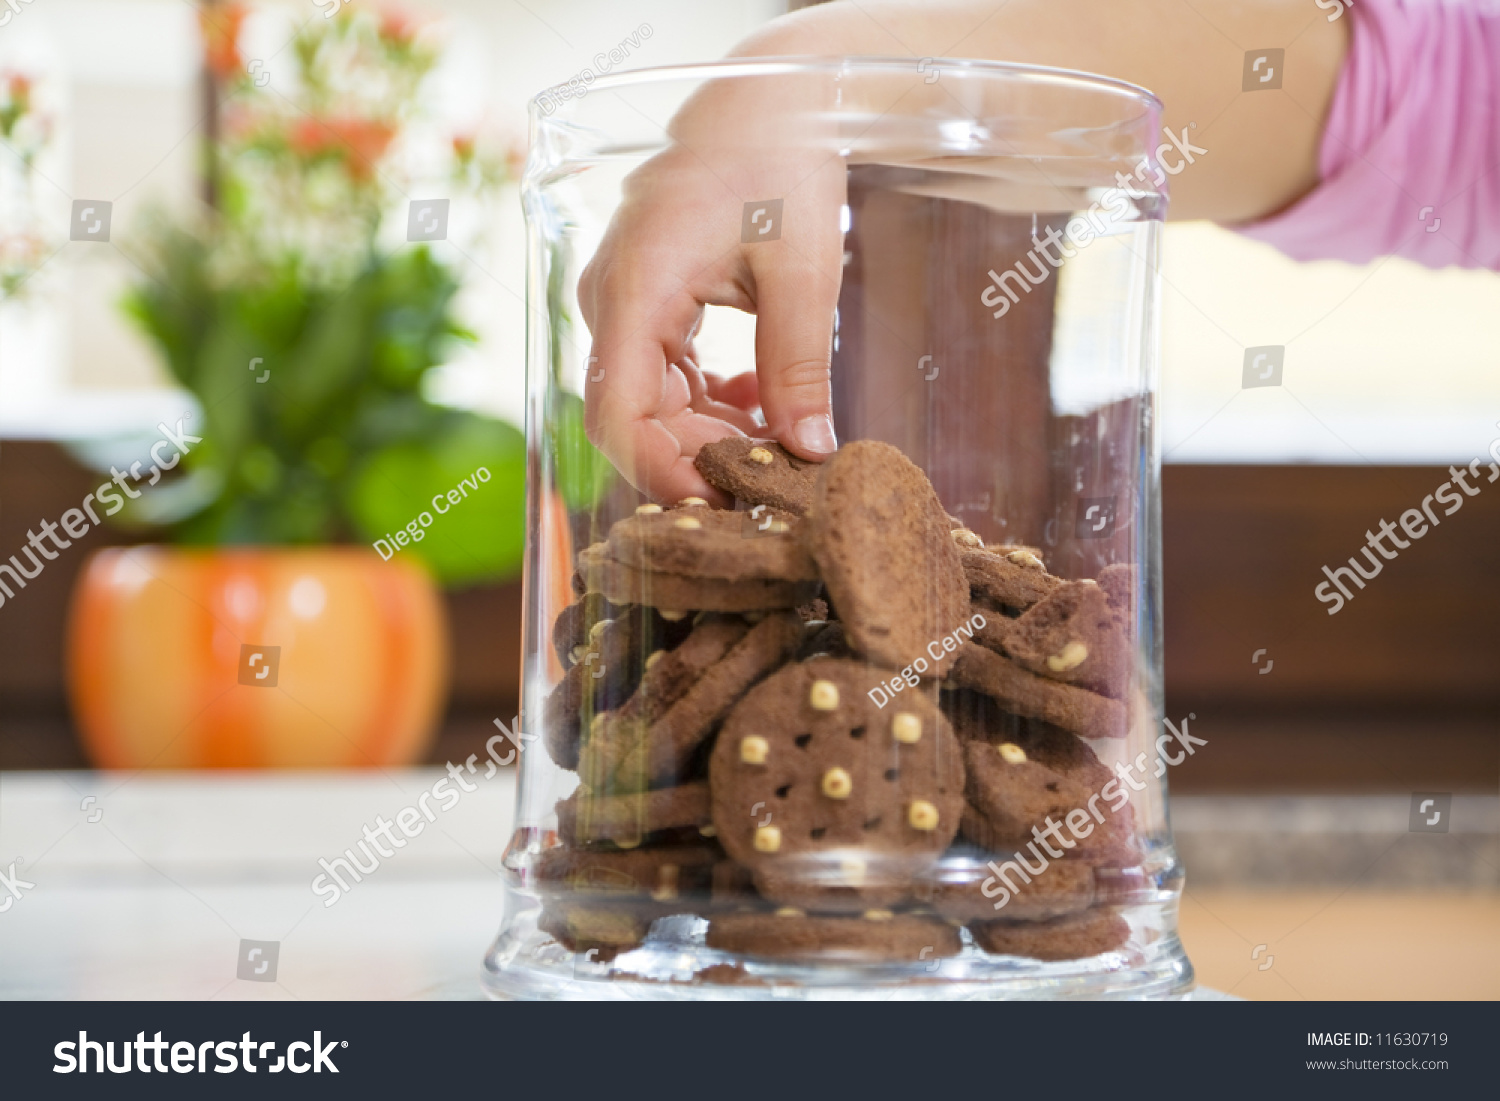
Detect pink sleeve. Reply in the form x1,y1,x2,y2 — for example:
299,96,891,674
1236,0,1500,271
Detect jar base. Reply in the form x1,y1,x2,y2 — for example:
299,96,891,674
480,906,1194,1001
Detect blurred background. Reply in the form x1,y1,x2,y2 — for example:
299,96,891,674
0,0,1495,1000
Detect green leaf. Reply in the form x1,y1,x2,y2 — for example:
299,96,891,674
548,390,615,510
345,412,526,585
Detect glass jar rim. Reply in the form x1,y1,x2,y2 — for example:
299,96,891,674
530,54,1162,121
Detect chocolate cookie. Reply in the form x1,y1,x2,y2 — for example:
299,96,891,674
535,841,720,904
711,859,759,904
959,542,1061,611
706,910,962,963
587,612,807,792
947,643,1126,740
1098,563,1135,626
537,904,650,960
805,441,970,676
612,615,751,726
543,605,677,770
969,908,1130,961
551,593,618,668
916,853,1095,923
695,437,818,516
579,542,820,613
950,529,1047,566
798,620,853,661
606,502,817,582
555,782,712,848
960,738,1138,866
796,597,830,623
992,581,1132,698
943,687,1025,746
710,658,965,911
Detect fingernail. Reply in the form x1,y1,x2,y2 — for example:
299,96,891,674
792,415,838,456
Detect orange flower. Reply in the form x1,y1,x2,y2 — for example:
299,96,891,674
290,115,396,179
378,8,419,45
199,3,249,82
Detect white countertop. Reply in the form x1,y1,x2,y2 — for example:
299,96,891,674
0,770,517,1000
0,771,1258,1000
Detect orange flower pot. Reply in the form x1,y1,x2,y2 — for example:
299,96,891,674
66,547,449,769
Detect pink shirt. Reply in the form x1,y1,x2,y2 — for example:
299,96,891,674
1237,0,1500,270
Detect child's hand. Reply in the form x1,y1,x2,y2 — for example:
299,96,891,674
578,119,846,505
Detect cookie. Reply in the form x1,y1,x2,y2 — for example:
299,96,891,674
579,542,820,613
969,908,1130,961
796,597,830,623
950,529,1046,566
916,853,1095,923
537,904,650,960
706,910,962,963
798,619,852,661
960,738,1138,866
535,841,720,905
582,612,805,792
695,437,818,516
711,860,759,904
1097,563,1135,626
969,601,1016,652
555,782,712,848
710,658,965,911
1093,866,1153,908
605,614,751,727
542,605,688,771
942,688,1027,747
805,441,970,676
689,962,770,986
606,502,818,582
991,580,1132,698
947,642,1126,740
551,593,616,668
959,543,1061,611
535,842,720,959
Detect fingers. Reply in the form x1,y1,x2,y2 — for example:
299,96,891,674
702,370,760,414
748,161,846,463
687,363,762,435
577,145,845,499
751,244,842,462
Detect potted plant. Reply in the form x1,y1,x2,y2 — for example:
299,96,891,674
65,5,526,768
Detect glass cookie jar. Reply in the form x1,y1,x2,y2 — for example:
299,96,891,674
483,58,1193,999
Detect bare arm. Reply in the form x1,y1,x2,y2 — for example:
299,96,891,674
753,0,1348,222
579,1,1348,502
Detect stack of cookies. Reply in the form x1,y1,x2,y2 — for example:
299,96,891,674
536,436,1142,969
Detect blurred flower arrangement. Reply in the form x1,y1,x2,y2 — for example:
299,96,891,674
122,3,527,586
0,71,56,299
